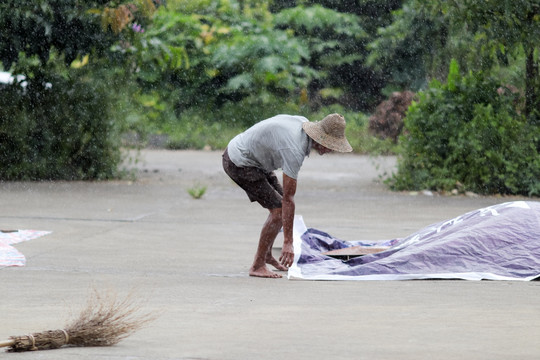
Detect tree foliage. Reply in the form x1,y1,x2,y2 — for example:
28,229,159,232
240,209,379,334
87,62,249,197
132,0,402,127
0,59,132,180
274,5,368,107
366,2,450,90
388,60,540,196
372,0,540,196
0,0,158,180
129,3,310,127
448,0,540,123
369,0,540,123
0,0,159,69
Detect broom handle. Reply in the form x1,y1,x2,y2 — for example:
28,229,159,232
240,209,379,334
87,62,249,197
0,339,15,348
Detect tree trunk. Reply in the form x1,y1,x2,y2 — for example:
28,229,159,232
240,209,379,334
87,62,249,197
524,45,539,126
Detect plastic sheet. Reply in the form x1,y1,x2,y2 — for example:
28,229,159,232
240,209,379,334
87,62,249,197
0,230,51,267
288,201,540,281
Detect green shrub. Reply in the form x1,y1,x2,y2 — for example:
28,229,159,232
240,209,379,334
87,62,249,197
387,60,540,196
0,65,129,180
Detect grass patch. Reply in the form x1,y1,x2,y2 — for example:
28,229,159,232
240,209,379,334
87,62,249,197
135,105,398,155
165,120,240,150
187,184,207,199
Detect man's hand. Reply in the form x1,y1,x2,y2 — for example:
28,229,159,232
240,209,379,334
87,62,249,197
279,241,294,268
280,173,297,268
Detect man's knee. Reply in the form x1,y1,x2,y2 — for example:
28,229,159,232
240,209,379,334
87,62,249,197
269,208,282,223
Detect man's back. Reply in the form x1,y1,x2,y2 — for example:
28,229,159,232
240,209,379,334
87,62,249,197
227,114,312,179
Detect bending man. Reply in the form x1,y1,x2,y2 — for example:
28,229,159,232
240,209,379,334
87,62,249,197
222,113,353,278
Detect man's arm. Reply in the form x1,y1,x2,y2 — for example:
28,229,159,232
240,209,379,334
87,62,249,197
279,173,297,267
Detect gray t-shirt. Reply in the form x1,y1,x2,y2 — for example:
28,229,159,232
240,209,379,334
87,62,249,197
227,114,312,179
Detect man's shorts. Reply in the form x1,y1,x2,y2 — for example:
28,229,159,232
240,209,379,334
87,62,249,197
222,149,283,209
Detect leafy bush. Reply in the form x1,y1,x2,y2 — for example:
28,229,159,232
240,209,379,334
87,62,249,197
0,0,160,180
274,5,374,110
0,62,130,180
130,3,315,135
387,60,540,196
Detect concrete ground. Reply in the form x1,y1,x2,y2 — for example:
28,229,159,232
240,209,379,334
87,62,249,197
0,149,538,360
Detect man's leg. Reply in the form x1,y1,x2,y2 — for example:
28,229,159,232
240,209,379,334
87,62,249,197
249,207,284,278
264,240,288,272
223,152,287,277
265,249,288,271
262,173,287,271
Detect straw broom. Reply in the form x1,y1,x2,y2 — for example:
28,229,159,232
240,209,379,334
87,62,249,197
0,288,155,352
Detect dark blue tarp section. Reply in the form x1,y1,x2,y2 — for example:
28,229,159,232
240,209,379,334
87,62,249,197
288,201,540,280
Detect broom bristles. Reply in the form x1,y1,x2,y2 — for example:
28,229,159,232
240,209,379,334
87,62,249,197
4,288,156,352
65,288,155,347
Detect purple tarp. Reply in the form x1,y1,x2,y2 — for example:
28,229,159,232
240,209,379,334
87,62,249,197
288,201,540,281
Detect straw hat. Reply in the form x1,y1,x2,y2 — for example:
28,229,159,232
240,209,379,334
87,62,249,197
302,113,353,153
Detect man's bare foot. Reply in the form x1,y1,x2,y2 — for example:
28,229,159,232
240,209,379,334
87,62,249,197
266,256,288,271
249,265,282,278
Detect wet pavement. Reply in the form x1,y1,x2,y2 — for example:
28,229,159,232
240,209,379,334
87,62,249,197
0,149,538,360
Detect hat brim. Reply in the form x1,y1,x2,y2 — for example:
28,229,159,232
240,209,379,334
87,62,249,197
302,122,353,153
